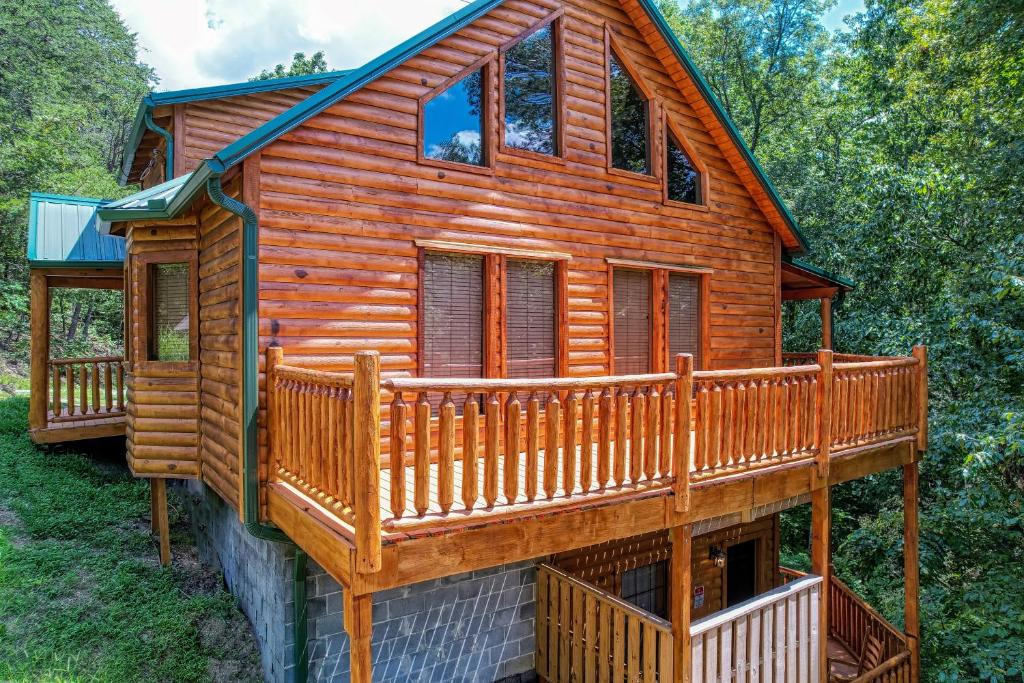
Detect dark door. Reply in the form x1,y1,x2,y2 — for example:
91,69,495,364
726,540,758,607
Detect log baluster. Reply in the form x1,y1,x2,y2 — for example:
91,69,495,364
414,391,430,517
544,390,560,499
525,391,540,502
580,389,594,492
389,392,407,518
438,392,456,513
562,390,577,495
614,387,628,486
484,391,500,507
503,391,521,504
597,387,612,488
462,394,480,510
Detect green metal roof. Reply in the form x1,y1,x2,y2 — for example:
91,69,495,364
27,193,125,268
118,69,351,185
783,255,855,290
97,173,197,223
105,0,813,256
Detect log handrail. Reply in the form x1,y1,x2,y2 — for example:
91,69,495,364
264,348,924,552
46,356,125,422
829,575,907,663
536,563,674,682
851,651,912,683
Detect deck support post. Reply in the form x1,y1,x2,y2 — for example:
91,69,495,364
811,485,830,683
673,354,693,513
820,297,832,350
903,461,921,681
671,523,692,682
344,590,373,683
29,270,50,433
151,478,171,567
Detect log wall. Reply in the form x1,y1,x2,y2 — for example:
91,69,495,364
123,216,201,477
255,0,782,385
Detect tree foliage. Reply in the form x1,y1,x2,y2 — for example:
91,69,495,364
0,0,153,372
664,0,1024,678
250,51,328,81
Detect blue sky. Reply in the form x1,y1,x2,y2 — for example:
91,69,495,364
112,0,866,92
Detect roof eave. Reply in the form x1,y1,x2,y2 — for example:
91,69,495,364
634,0,811,255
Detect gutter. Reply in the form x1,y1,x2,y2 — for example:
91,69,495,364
206,175,309,682
143,104,175,185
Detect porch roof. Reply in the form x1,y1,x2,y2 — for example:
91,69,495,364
27,193,125,269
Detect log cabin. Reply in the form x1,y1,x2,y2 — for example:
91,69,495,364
26,0,926,681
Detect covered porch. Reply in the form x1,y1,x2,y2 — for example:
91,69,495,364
27,193,127,444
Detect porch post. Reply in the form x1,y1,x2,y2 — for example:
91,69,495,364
671,523,692,682
151,478,171,567
903,461,921,680
344,590,373,683
29,270,49,432
819,296,833,350
811,486,830,683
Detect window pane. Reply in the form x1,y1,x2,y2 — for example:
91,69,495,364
609,53,650,175
613,268,651,374
668,273,702,370
423,70,485,166
151,262,189,362
422,253,484,379
621,561,668,619
504,25,557,155
507,259,556,378
667,134,702,204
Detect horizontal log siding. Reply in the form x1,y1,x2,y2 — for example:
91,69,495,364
177,86,328,175
197,179,244,506
124,217,201,477
257,0,778,381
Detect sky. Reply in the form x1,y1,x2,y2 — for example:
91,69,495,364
112,0,866,92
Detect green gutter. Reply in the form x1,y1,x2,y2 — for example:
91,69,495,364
143,106,175,184
205,176,309,681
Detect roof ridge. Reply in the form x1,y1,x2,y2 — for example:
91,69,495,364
30,192,106,206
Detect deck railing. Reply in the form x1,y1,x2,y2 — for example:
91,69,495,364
536,564,674,682
690,574,823,682
266,347,927,575
781,568,910,683
48,356,125,422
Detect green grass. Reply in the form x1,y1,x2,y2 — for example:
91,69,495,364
0,396,262,682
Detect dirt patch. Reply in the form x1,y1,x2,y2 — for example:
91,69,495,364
0,503,27,547
200,617,262,682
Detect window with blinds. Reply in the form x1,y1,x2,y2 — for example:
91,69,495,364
149,262,190,362
506,259,556,378
422,252,485,380
668,273,702,369
613,268,651,374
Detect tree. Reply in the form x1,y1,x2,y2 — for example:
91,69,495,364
0,0,154,369
251,51,328,81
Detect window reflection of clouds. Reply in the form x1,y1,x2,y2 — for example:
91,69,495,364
423,70,485,166
503,24,556,155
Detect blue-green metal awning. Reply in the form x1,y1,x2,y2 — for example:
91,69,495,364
27,193,125,268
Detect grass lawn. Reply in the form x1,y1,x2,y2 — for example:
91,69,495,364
0,396,263,682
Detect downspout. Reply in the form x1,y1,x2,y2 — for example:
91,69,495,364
206,175,309,682
143,107,175,183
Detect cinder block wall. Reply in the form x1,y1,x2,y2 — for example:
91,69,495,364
183,480,538,683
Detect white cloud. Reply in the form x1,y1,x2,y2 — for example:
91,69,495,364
112,0,469,91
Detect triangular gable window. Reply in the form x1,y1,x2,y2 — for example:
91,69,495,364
608,52,651,175
423,68,486,167
666,133,702,205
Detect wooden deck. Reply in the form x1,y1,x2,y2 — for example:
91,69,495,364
30,412,126,444
264,347,928,596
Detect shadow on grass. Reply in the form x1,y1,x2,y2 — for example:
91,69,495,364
0,396,262,682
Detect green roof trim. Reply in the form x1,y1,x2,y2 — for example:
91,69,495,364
784,255,855,290
27,193,126,268
206,0,506,173
118,69,351,185
634,0,810,254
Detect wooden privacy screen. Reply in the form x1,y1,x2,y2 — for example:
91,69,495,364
668,273,701,370
506,259,556,379
421,252,484,379
613,268,651,374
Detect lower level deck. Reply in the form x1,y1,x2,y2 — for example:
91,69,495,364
30,412,126,444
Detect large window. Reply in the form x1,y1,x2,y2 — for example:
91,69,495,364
422,68,487,167
421,253,485,379
666,132,702,205
612,268,651,374
148,262,191,362
506,259,556,378
503,23,558,156
608,51,651,175
668,273,702,369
